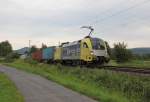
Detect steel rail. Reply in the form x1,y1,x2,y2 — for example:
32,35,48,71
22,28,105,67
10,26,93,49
96,65,150,75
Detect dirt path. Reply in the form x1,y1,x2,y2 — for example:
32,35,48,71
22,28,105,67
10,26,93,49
0,65,97,102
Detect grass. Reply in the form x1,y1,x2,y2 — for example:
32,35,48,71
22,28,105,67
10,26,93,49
0,73,24,102
3,59,150,102
108,60,150,68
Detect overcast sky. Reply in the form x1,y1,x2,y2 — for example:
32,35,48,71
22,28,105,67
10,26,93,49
0,0,150,49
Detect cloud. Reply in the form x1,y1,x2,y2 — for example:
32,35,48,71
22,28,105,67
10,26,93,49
0,0,150,49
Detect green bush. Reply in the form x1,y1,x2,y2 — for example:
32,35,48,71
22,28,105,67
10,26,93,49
0,41,13,57
24,58,38,65
113,42,133,63
0,57,5,63
4,53,20,63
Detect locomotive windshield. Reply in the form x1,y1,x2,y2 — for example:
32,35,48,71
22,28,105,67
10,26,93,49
91,38,105,50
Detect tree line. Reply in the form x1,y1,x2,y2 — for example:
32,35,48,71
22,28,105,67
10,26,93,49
30,43,47,54
106,42,150,62
0,40,149,63
0,41,12,57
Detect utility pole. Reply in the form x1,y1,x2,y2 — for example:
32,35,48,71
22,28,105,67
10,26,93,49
58,41,61,46
29,40,31,48
29,40,31,56
0,45,2,57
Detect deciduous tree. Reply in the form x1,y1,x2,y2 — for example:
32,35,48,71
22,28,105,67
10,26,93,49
0,41,12,57
113,42,132,62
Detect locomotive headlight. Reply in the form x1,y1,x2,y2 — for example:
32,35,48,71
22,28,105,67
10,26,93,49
90,51,94,55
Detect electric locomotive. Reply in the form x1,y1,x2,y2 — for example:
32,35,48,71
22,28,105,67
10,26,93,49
32,26,110,65
57,36,109,65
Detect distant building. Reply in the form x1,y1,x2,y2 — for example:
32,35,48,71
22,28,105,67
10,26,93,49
15,47,29,55
15,47,30,59
20,54,28,59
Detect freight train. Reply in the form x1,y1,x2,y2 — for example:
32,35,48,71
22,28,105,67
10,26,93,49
32,36,110,65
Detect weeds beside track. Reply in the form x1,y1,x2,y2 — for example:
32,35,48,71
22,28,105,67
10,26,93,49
3,59,150,102
64,64,150,75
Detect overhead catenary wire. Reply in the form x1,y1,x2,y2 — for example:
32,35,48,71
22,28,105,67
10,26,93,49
95,12,150,34
85,0,128,25
87,0,150,35
72,0,149,39
89,0,150,26
83,0,150,48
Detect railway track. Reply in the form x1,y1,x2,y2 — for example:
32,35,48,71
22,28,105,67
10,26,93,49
64,64,150,75
97,66,150,75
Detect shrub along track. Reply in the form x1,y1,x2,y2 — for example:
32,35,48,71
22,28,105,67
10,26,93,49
3,60,150,102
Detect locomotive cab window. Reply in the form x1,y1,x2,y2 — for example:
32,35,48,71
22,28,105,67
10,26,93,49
91,38,105,50
100,44,105,50
99,40,105,50
83,42,88,48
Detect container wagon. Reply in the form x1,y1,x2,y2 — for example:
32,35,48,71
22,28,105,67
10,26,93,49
42,46,55,62
54,46,62,63
32,50,42,62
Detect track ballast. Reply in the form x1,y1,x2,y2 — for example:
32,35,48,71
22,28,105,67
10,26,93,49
96,65,150,75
